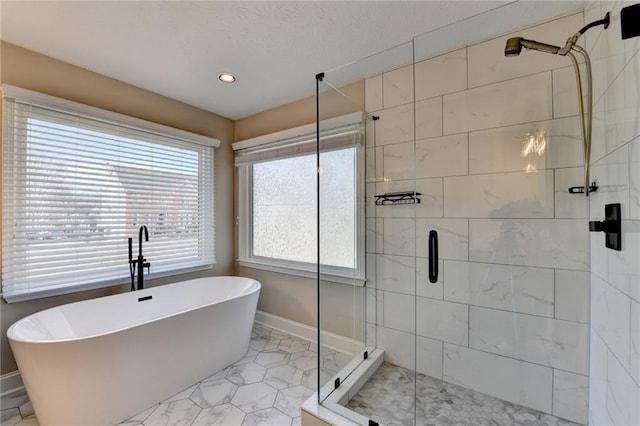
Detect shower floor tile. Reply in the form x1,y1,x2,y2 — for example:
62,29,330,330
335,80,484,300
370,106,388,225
1,324,321,426
346,362,581,426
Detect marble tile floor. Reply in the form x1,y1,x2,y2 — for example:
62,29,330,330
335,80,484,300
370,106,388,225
1,323,336,426
347,362,581,426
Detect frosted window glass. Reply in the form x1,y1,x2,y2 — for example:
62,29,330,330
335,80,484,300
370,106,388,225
252,148,356,268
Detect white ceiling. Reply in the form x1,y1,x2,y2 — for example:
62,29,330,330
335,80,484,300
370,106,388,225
0,1,582,120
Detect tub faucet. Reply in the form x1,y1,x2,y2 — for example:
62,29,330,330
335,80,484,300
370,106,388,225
130,225,150,291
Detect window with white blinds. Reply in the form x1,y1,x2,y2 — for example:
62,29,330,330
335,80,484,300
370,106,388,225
1,85,219,302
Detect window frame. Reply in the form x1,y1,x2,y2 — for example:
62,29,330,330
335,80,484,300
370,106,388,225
1,84,220,302
236,115,366,286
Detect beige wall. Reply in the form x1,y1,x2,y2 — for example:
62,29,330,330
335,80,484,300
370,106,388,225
234,80,364,140
0,42,236,375
234,80,366,339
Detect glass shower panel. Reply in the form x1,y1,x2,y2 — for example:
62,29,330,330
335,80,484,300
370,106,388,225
316,77,369,403
408,3,590,425
317,39,420,424
313,2,591,424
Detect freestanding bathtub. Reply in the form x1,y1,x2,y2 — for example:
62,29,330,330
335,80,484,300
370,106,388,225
7,276,261,425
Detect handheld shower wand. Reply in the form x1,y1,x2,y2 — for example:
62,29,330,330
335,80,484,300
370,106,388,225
504,12,610,196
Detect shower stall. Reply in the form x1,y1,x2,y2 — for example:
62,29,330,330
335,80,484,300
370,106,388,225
310,2,619,425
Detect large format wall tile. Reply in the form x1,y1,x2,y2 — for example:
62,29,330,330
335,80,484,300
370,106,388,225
589,327,614,425
383,291,415,334
590,1,627,107
443,344,553,414
607,352,640,426
589,144,630,221
416,336,443,379
362,6,640,422
631,299,640,385
415,257,444,300
383,218,415,257
607,220,640,303
555,167,589,219
365,74,383,112
415,97,443,140
468,116,583,175
591,274,631,372
469,219,589,270
469,307,589,374
383,141,415,181
366,289,376,324
376,254,415,295
444,170,554,218
415,48,467,101
443,260,554,317
467,13,584,88
415,133,468,179
631,137,640,220
555,269,590,323
377,326,414,370
443,72,553,135
415,219,468,260
603,52,640,156
416,298,468,346
365,218,375,253
553,370,589,425
552,65,586,119
383,65,413,109
374,103,414,145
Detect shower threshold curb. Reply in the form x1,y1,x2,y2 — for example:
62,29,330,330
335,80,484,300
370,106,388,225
301,348,384,426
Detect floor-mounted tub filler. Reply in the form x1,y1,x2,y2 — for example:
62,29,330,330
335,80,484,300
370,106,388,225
7,276,261,425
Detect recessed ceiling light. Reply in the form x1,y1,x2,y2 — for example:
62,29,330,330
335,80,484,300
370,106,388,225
218,73,237,83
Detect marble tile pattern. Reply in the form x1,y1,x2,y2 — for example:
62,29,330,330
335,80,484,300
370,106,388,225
347,362,581,426
363,10,597,425
0,324,323,426
583,2,639,425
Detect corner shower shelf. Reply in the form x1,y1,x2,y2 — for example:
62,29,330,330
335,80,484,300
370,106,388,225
374,191,421,206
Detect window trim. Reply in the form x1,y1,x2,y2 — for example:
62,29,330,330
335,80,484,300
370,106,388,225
1,85,219,302
236,115,366,286
1,85,220,148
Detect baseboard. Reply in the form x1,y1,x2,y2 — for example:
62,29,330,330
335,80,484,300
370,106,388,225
0,370,24,396
255,310,316,342
254,310,365,356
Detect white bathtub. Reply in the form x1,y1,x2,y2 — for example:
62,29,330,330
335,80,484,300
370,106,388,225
7,276,261,425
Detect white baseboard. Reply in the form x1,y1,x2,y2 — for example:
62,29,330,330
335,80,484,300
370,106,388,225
254,310,365,356
0,370,24,396
255,310,316,342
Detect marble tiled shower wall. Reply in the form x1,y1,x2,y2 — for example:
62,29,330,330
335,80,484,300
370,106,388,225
586,1,640,425
364,11,592,425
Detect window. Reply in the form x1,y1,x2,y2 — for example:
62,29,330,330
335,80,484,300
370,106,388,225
234,113,365,284
1,85,219,302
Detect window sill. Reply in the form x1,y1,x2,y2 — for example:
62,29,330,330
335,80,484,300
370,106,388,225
237,258,366,287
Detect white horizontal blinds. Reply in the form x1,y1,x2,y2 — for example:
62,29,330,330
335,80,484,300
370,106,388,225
2,97,215,302
234,125,363,166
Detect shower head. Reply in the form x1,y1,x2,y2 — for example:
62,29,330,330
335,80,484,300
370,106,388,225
504,37,524,56
504,37,561,57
